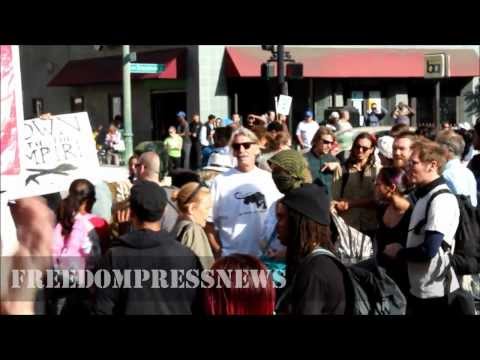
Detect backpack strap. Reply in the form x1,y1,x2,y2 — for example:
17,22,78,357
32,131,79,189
412,189,452,235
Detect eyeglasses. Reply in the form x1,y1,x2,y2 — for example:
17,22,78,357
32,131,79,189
232,142,255,151
320,138,334,145
354,144,372,152
184,182,208,204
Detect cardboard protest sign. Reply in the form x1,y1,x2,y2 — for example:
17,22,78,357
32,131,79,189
8,112,100,200
277,95,292,116
1,45,25,188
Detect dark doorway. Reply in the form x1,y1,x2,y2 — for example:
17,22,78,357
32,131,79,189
151,91,187,140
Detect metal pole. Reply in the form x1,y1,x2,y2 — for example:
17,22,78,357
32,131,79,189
277,45,288,96
435,80,441,128
234,93,238,114
123,45,133,163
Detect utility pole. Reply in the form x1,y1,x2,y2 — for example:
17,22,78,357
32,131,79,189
122,45,133,163
277,45,288,96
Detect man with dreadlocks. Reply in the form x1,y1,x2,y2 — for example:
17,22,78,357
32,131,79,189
276,184,349,314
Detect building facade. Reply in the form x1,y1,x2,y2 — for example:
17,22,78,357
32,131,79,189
20,45,479,146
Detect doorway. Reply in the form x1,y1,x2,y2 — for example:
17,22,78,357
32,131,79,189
151,91,187,140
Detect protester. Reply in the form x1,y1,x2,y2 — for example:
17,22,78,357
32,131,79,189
176,111,191,170
468,119,480,193
376,136,394,167
127,154,138,184
132,152,179,234
335,109,353,132
332,132,379,236
276,184,348,314
206,128,283,258
172,182,215,270
257,131,291,172
384,140,460,315
203,254,276,315
304,126,341,197
190,114,203,170
436,130,477,207
374,167,412,295
295,110,319,151
392,102,415,126
104,123,123,166
364,102,386,127
164,126,183,173
50,179,109,314
94,180,203,315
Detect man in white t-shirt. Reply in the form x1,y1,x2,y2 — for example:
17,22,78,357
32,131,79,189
384,139,460,315
295,110,319,151
206,128,283,257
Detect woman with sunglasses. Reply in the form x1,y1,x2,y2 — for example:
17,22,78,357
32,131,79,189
331,132,380,238
172,182,215,270
305,126,341,198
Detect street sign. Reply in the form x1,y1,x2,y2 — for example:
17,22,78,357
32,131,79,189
130,63,165,74
425,53,450,78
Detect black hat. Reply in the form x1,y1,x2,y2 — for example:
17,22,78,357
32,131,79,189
281,184,330,226
130,180,167,222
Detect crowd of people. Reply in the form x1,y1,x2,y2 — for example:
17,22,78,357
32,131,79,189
2,105,480,316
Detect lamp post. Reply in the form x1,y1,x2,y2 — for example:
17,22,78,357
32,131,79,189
122,45,133,163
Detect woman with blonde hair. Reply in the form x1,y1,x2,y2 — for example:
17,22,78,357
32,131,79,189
172,182,215,269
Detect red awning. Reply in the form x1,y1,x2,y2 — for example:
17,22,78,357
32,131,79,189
49,48,186,86
225,47,480,78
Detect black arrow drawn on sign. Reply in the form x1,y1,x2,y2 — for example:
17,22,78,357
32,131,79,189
25,163,78,186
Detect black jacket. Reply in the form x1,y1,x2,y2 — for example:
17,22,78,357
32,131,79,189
93,229,203,315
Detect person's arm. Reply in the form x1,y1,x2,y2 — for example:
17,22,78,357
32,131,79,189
295,124,305,149
1,197,54,315
396,231,444,262
205,222,221,258
343,198,377,209
199,126,208,147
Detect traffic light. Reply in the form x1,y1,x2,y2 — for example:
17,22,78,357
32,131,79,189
261,62,276,80
261,45,276,52
286,63,303,79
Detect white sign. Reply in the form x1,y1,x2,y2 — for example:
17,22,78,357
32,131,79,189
1,45,25,191
277,95,293,116
7,112,100,200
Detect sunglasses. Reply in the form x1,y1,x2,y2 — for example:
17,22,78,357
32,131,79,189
184,182,208,204
232,142,255,151
320,138,334,145
354,144,372,152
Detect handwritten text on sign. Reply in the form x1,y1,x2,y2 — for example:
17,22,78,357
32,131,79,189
24,115,86,166
9,112,100,199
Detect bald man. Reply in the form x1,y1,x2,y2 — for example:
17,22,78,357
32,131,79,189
136,152,179,233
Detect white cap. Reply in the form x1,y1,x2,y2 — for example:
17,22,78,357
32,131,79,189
458,122,472,131
376,136,394,160
329,111,340,119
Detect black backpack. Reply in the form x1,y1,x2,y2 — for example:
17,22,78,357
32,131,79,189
301,249,407,315
413,189,480,276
